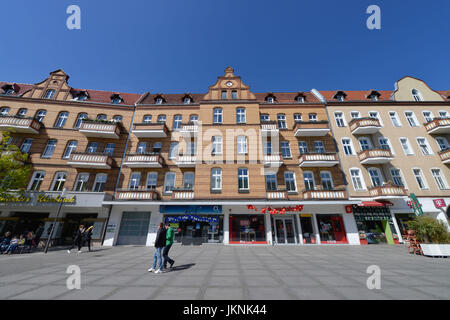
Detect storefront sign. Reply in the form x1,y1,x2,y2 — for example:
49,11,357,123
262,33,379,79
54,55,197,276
106,224,116,233
165,215,219,223
160,205,222,214
409,193,423,216
0,194,31,203
0,192,77,205
433,199,446,209
345,205,353,213
247,204,303,215
37,195,76,204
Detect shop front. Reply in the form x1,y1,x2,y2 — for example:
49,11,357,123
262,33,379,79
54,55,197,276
229,214,266,244
316,214,348,244
271,215,298,244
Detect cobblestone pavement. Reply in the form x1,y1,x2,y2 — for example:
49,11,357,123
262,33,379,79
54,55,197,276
0,244,449,300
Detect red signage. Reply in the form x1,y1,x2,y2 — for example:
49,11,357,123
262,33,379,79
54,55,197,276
247,204,304,215
345,205,353,214
433,199,446,208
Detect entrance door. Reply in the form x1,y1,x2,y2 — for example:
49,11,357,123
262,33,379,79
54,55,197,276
331,216,347,243
116,212,151,245
274,218,297,244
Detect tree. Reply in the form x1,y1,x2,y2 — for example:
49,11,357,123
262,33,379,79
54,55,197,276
0,130,31,194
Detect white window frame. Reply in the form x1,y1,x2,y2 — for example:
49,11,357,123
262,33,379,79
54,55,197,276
412,168,428,190
303,171,316,191
293,113,302,122
416,137,433,155
281,141,291,158
237,136,247,155
51,171,67,191
368,167,384,187
169,142,178,159
74,173,89,192
75,113,88,128
146,172,158,190
238,168,249,191
211,136,223,155
390,168,407,189
399,137,414,155
277,114,287,129
129,172,141,190
298,141,308,154
143,115,152,123
422,110,434,123
92,173,107,192
213,108,223,124
314,141,325,153
412,89,423,102
378,137,394,154
42,140,57,158
404,111,419,127
350,111,361,119
358,137,372,151
320,171,334,190
334,111,346,127
211,168,222,191
435,137,449,151
173,115,182,130
265,172,278,191
431,168,448,190
63,140,78,159
236,108,246,124
368,110,383,126
284,171,297,193
388,111,402,127
163,172,176,194
349,168,366,191
28,171,46,191
341,138,354,155
20,138,33,154
183,172,195,190
55,112,69,128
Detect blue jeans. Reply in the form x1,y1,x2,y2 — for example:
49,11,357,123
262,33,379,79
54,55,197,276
5,244,18,253
152,247,164,270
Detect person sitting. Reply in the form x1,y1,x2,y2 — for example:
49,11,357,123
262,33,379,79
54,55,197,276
4,235,19,254
0,232,12,253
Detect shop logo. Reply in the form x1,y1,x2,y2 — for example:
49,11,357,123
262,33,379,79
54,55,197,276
366,265,381,290
66,265,81,290
433,199,446,209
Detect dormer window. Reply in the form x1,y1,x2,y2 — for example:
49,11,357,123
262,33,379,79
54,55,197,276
334,91,346,102
367,91,380,102
155,95,165,104
184,97,191,104
2,85,16,95
231,90,238,99
221,91,227,99
111,94,122,104
295,94,305,103
44,89,55,99
75,92,88,101
266,95,275,103
412,89,423,102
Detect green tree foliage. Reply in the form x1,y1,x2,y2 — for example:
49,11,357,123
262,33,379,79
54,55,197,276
0,130,31,194
407,216,450,244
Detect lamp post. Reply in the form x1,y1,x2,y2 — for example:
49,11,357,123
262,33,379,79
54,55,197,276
44,188,66,254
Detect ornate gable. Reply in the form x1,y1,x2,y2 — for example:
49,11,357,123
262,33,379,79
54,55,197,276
24,69,72,100
202,67,256,101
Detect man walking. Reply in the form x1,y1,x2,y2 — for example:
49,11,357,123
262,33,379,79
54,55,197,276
163,222,175,270
148,222,166,274
67,225,85,254
83,225,94,252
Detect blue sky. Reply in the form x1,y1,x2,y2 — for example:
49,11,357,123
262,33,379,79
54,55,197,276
1,0,449,94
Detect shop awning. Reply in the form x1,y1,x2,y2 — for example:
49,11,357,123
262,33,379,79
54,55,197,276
359,201,393,207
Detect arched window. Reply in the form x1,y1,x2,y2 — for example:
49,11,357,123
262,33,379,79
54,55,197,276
63,140,78,159
96,114,107,121
54,112,69,128
51,172,67,191
412,89,423,102
189,114,199,124
143,115,152,123
93,173,107,192
17,108,27,117
35,110,47,123
74,173,89,191
74,113,88,128
157,115,166,123
113,115,122,122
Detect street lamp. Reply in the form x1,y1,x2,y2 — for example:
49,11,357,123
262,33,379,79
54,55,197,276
44,188,67,254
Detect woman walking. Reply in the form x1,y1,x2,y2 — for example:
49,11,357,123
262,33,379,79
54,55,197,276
83,226,94,252
148,222,166,274
67,225,85,254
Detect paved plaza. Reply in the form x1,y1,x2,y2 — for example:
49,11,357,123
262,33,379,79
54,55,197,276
0,244,449,300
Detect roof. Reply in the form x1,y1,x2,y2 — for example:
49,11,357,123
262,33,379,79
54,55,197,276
70,88,143,105
0,82,34,97
318,90,393,102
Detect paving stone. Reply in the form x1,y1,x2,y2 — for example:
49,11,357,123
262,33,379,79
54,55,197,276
9,285,69,300
203,287,245,300
57,286,117,300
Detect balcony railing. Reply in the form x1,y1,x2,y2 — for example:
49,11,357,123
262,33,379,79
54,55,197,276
179,123,198,135
263,153,283,167
260,121,279,136
266,190,288,200
79,120,120,139
424,118,450,134
349,117,381,135
171,188,195,200
302,188,347,200
438,149,450,164
132,122,169,138
357,149,393,164
175,155,197,167
116,189,160,200
123,153,165,168
368,184,407,198
67,152,113,169
298,153,339,167
0,116,42,134
293,121,330,137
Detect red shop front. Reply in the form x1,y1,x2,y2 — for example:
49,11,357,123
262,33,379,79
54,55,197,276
229,214,267,244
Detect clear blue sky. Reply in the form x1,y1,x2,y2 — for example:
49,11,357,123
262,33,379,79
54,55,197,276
1,0,449,94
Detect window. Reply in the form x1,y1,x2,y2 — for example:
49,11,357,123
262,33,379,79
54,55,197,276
97,114,107,121
236,108,246,124
422,111,434,123
334,112,345,127
294,113,302,122
146,172,158,190
28,171,45,191
157,115,166,123
412,89,423,101
111,96,122,104
44,89,55,99
303,172,315,191
314,141,325,153
211,136,222,155
298,141,308,154
284,172,297,192
17,108,27,117
168,142,178,159
320,171,334,190
399,138,414,155
129,172,141,190
342,138,354,155
297,96,304,103
350,111,360,119
336,94,345,102
42,140,57,158
221,91,227,99
75,92,88,101
74,113,88,128
184,97,191,104
51,172,67,191
189,114,198,124
416,138,432,155
4,88,14,95
54,112,69,128
104,143,115,156
86,142,98,153
263,141,272,155
211,168,222,191
405,111,418,127
308,113,318,122
74,173,89,191
0,107,10,115
359,138,372,151
35,110,47,123
277,114,286,129
435,137,449,151
389,111,401,127
413,168,427,189
173,115,182,130
350,168,365,191
137,142,147,154
390,169,405,187
260,114,270,122
185,141,196,156
93,174,107,192
155,97,163,104
63,140,78,159
265,173,277,191
378,137,391,151
438,110,449,118
281,141,291,158
266,96,274,103
237,136,247,154
369,111,382,125
163,172,176,193
213,108,223,124
143,115,152,123
20,138,33,154
368,168,383,187
183,172,195,190
231,90,238,99
113,115,122,122
431,169,447,190
238,168,249,190
369,94,379,101
153,142,162,154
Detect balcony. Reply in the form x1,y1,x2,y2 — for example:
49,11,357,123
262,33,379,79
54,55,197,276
79,120,120,139
67,152,113,169
0,116,42,134
302,188,347,200
116,189,160,201
424,118,450,134
179,123,198,136
260,121,279,136
171,188,195,200
123,153,165,168
175,155,197,167
266,190,288,200
439,149,450,164
263,153,283,167
349,118,381,135
357,149,393,164
368,184,407,199
298,153,339,167
293,121,330,137
132,122,169,138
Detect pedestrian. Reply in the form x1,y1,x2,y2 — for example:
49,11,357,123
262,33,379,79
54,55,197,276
163,222,175,270
148,222,166,274
67,225,85,254
83,226,93,252
33,224,44,247
0,232,12,254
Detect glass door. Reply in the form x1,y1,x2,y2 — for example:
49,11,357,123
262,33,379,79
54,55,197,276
274,218,297,244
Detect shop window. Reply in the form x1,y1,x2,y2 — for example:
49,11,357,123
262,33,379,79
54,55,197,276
316,215,347,244
229,215,266,244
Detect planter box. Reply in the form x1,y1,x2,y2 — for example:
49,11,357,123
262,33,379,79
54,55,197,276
421,244,450,257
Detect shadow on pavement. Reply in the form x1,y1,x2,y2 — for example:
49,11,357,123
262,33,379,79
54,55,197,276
168,263,196,272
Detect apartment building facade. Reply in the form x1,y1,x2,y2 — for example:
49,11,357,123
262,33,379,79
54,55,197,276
0,69,448,247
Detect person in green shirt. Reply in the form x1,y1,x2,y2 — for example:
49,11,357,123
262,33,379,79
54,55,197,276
163,222,175,269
